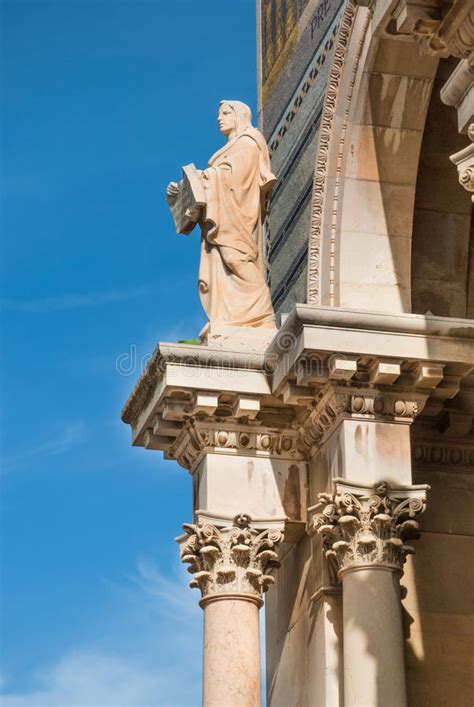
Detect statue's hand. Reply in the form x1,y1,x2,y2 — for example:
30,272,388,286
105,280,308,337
166,181,180,200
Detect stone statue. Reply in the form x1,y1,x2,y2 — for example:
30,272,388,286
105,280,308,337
166,100,276,330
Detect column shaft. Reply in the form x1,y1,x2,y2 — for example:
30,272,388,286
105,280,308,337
179,515,283,707
342,567,407,707
313,481,428,707
202,596,262,707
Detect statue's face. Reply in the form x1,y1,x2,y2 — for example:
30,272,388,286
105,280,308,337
218,104,236,136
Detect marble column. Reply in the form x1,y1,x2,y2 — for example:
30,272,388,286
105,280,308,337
314,480,428,707
202,596,261,707
178,513,283,707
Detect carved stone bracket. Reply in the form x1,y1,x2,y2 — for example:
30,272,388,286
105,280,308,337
450,123,474,202
384,0,474,59
440,59,474,134
178,514,284,606
312,480,429,577
298,385,348,452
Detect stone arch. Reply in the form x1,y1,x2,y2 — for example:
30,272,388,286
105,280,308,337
307,2,443,313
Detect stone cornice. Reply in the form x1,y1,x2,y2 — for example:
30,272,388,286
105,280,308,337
121,342,269,426
272,305,474,343
270,306,474,408
121,307,474,468
148,384,429,469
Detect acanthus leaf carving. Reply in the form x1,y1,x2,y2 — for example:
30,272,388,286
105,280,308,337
179,514,284,602
313,481,428,576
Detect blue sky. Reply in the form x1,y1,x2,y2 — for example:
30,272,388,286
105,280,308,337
1,1,258,704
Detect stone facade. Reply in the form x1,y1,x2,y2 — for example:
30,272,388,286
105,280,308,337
122,0,474,704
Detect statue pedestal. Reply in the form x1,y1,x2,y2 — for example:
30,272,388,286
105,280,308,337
200,323,277,352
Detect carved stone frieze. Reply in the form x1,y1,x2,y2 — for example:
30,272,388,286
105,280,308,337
307,0,359,303
178,514,283,605
412,440,474,469
168,420,304,470
298,384,423,455
313,480,428,576
350,394,420,417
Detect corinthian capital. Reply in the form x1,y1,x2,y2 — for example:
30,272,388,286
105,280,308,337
313,480,429,576
178,514,283,605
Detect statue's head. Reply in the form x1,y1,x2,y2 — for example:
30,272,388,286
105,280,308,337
218,100,252,138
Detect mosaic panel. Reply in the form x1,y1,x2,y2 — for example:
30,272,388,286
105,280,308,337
260,0,346,315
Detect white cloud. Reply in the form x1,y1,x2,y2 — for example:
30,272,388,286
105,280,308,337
1,560,202,707
133,556,198,619
2,422,85,471
1,652,163,707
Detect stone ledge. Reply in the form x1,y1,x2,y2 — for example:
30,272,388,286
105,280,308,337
122,305,474,466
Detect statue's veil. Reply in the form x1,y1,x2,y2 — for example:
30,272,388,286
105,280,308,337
220,100,275,189
220,100,276,274
220,100,252,134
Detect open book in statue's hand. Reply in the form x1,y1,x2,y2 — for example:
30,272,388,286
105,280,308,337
166,163,207,235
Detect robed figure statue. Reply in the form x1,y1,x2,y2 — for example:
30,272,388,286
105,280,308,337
166,100,276,329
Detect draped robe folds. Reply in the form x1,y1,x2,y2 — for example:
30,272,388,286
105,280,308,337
198,131,276,328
